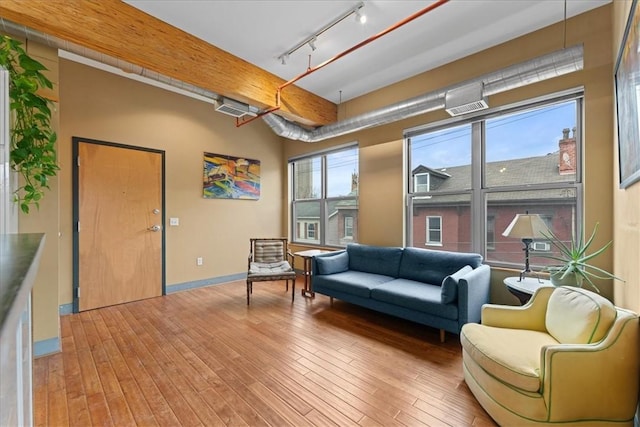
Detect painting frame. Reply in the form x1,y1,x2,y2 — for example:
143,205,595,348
203,152,260,200
614,0,640,189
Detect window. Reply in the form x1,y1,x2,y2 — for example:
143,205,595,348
414,173,430,193
344,216,353,238
307,223,316,239
406,92,583,270
291,145,358,247
426,216,442,246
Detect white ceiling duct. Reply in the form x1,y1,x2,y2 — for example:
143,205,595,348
445,82,488,117
0,18,583,144
263,44,584,142
214,98,256,118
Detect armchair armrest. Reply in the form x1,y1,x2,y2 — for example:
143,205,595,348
541,310,639,422
481,286,554,331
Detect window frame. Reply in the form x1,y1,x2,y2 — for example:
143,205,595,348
414,172,430,193
404,89,584,269
290,143,359,248
425,215,442,246
344,216,354,238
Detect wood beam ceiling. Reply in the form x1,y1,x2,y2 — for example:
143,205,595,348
0,0,337,126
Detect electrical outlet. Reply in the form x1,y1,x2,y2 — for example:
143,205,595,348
196,257,203,266
170,217,179,226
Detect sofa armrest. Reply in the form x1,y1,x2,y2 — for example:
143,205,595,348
481,286,553,331
541,309,639,422
456,264,491,330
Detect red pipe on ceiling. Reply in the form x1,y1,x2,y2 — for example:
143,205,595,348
237,0,450,127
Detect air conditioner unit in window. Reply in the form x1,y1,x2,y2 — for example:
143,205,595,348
532,241,551,251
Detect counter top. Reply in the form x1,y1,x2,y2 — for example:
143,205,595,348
0,233,45,335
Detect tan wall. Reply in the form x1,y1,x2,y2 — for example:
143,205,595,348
612,1,640,312
56,60,285,305
15,40,60,344
284,5,617,303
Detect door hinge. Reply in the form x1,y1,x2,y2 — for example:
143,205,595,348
77,221,80,232
77,156,80,167
76,287,80,298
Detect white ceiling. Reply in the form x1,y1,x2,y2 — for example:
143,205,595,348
124,0,610,105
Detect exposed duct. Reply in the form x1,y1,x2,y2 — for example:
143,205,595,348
0,18,584,144
262,44,584,143
0,18,220,104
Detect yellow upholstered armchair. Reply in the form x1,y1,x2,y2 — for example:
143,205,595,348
246,238,296,305
461,286,639,426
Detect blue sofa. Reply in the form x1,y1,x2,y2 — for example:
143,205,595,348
311,244,491,341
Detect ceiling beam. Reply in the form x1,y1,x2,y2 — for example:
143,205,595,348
0,0,336,126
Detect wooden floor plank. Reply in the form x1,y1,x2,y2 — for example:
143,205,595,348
34,280,496,426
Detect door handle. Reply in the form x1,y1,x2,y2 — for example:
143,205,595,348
148,224,162,232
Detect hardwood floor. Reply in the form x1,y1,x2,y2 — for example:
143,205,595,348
34,279,496,426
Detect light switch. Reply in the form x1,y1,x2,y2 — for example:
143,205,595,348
169,217,179,226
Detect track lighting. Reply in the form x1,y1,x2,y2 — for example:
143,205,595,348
277,1,365,64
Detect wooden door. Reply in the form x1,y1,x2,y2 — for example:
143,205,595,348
76,140,164,311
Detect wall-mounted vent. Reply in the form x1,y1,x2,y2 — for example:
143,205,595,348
214,98,255,118
445,82,488,117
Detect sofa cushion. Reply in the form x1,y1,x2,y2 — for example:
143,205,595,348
461,323,559,392
316,251,349,275
312,271,394,298
370,279,458,320
441,265,473,304
546,286,617,344
347,244,403,277
398,247,483,285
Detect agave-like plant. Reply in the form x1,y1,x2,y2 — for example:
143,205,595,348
539,222,624,293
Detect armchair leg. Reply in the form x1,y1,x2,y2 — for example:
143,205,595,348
247,281,250,305
291,278,295,303
330,297,334,306
439,329,445,343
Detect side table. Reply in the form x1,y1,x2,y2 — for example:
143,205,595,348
294,250,329,298
504,276,552,305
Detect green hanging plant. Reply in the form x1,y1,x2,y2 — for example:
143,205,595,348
0,35,58,214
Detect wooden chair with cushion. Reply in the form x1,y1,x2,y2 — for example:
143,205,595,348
246,238,296,305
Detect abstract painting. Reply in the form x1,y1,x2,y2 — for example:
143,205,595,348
203,152,260,199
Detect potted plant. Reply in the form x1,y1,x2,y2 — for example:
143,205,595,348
0,35,58,214
540,222,624,293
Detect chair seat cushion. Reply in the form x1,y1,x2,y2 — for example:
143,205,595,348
249,261,294,276
460,323,559,392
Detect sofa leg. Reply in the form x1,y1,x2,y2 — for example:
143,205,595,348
439,329,445,343
330,297,333,306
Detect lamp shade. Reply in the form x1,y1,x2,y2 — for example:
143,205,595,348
502,213,549,239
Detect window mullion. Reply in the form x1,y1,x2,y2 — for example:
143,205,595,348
471,121,484,255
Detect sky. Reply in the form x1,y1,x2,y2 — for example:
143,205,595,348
411,100,577,170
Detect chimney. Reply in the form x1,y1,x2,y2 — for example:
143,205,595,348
558,127,576,175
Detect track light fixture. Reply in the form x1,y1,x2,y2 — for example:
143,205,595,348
277,1,366,65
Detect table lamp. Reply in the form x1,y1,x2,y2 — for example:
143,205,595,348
502,212,548,281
